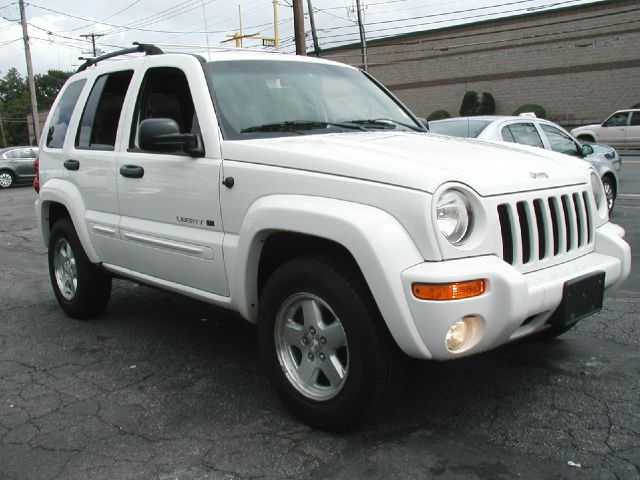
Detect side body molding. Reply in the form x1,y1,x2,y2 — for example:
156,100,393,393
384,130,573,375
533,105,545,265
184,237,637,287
227,195,432,358
36,179,100,263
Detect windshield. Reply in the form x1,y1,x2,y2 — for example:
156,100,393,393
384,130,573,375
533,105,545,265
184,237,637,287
204,60,422,140
429,119,493,138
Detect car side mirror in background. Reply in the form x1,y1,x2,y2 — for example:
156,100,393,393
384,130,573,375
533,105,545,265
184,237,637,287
580,144,594,157
417,117,429,130
138,118,204,156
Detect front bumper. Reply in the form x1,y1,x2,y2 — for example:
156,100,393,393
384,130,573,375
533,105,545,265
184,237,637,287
400,223,630,360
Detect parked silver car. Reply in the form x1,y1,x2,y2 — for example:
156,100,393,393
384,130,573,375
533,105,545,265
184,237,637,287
429,116,620,214
0,146,39,189
572,109,640,148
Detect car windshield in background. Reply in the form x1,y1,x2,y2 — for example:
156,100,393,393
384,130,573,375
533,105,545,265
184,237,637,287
204,60,421,140
428,119,493,138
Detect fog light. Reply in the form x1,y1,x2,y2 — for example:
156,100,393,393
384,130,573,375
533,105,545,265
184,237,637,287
445,315,483,352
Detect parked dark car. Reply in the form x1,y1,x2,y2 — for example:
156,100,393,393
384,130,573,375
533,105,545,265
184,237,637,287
0,146,39,188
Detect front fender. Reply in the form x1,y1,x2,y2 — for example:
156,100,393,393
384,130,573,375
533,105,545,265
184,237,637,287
36,179,99,263
228,194,432,358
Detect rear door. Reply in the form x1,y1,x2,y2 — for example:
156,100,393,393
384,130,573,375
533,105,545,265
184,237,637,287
116,56,228,295
14,148,37,178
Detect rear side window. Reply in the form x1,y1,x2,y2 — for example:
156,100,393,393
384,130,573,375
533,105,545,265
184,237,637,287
76,70,133,151
501,123,544,148
46,79,86,148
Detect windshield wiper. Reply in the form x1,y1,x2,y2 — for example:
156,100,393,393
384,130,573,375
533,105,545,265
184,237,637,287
348,118,426,132
241,120,365,133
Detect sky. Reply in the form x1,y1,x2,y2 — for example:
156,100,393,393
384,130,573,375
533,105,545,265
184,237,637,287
0,0,604,76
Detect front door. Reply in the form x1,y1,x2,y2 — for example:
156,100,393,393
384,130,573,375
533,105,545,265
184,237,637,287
116,61,228,296
598,111,629,147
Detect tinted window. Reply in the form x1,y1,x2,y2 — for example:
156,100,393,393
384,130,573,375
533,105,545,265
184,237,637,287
603,112,629,127
630,112,640,126
502,123,544,148
46,79,86,148
540,124,579,156
429,119,492,138
130,67,199,151
76,70,133,150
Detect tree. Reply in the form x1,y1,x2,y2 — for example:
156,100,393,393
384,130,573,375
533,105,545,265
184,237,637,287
35,70,73,110
459,91,479,116
477,92,496,115
427,109,451,121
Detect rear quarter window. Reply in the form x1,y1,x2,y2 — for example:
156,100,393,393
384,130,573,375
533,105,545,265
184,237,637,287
46,79,86,149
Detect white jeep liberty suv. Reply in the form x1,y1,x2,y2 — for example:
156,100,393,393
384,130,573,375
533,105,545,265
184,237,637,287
35,44,631,431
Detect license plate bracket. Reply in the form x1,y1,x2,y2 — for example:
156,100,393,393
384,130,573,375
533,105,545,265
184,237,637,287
548,271,605,328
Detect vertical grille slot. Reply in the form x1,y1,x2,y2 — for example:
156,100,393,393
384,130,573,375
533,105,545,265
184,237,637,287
582,191,592,244
548,197,560,255
573,192,586,247
497,204,514,265
561,195,573,252
533,199,547,260
516,201,531,264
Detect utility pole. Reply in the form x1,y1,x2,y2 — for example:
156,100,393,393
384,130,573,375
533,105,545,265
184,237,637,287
18,0,40,144
355,0,368,71
292,0,306,55
80,33,105,57
306,0,320,56
273,0,279,49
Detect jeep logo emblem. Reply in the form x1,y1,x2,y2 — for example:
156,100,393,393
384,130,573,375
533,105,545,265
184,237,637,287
530,171,549,179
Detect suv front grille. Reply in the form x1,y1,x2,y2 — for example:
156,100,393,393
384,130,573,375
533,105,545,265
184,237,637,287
497,189,593,269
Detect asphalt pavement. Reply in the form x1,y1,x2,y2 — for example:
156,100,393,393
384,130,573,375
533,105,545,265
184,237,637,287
0,156,639,479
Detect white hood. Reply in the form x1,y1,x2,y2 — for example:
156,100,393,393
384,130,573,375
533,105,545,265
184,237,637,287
221,132,590,196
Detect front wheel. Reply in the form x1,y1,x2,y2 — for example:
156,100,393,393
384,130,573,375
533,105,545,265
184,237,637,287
48,218,112,319
0,170,14,189
601,175,616,215
258,254,403,432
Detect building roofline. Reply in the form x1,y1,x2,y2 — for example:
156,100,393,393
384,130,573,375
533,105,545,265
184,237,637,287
318,0,636,53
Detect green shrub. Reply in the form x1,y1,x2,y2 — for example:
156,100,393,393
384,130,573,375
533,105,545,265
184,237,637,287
459,91,479,116
512,104,546,118
478,92,496,115
427,109,451,121
631,102,640,108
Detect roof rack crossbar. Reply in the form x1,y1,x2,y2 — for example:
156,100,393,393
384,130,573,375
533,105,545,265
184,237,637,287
77,43,164,73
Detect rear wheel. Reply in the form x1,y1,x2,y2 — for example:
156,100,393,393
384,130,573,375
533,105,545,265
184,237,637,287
48,218,112,318
258,253,403,432
0,170,14,188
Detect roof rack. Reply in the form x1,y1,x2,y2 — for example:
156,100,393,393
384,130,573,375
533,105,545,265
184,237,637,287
76,42,164,73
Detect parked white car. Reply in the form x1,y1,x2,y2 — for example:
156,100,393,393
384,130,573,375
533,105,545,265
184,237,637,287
572,109,640,148
429,116,620,214
35,44,630,431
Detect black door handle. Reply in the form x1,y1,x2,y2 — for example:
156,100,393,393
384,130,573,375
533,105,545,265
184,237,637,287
119,165,144,178
63,159,80,171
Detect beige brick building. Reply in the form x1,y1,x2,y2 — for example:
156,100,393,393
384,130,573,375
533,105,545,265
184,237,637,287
320,0,640,126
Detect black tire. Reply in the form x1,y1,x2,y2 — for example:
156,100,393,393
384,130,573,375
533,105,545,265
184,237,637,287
258,253,404,432
601,175,616,215
0,170,15,189
48,218,111,319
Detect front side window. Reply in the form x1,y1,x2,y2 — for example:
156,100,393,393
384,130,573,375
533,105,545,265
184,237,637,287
205,60,420,140
603,112,629,127
46,79,86,149
630,112,640,126
130,67,199,152
501,123,544,148
540,124,580,157
76,70,133,150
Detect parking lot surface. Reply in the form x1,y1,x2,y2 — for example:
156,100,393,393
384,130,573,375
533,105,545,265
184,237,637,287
1,156,639,479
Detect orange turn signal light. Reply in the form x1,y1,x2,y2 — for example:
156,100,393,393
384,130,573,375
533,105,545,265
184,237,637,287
412,279,486,301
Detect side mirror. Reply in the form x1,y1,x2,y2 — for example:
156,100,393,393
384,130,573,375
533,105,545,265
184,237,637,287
138,118,204,156
417,117,429,130
580,144,594,157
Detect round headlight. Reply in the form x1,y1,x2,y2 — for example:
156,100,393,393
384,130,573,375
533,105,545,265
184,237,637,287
436,189,473,245
590,171,606,214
